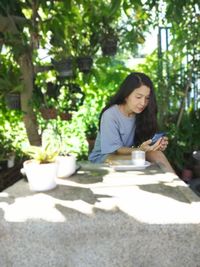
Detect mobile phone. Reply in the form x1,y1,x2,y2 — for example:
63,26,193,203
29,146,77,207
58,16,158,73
150,132,166,145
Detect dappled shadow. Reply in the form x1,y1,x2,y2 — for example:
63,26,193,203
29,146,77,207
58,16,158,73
0,196,15,205
65,168,109,184
138,182,192,203
1,162,200,227
189,178,200,197
47,184,112,205
1,167,200,267
1,162,200,267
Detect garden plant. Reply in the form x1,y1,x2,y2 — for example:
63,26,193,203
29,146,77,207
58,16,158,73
0,0,199,173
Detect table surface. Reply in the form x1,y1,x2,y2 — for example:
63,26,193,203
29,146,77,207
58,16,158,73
0,161,200,267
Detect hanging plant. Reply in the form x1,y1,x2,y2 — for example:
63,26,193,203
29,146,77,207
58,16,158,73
5,93,21,110
101,33,118,56
52,57,74,78
38,90,58,120
59,112,72,121
0,58,23,110
100,25,118,56
77,56,93,73
68,83,85,111
46,82,60,99
58,82,85,114
40,107,57,120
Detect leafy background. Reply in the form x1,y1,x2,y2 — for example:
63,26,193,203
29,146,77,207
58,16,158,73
0,0,200,174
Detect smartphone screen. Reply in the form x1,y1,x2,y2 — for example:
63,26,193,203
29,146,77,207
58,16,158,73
151,132,166,145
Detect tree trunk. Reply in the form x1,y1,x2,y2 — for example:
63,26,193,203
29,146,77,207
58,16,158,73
18,52,41,146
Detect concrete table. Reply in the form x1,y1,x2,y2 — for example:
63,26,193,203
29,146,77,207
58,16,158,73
0,161,200,267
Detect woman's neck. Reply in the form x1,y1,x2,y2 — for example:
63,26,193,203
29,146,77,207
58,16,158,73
118,104,135,117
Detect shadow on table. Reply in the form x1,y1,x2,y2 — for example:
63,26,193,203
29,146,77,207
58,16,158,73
49,184,112,205
62,168,109,184
138,181,199,203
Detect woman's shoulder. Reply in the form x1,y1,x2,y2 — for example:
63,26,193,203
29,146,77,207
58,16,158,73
103,105,118,117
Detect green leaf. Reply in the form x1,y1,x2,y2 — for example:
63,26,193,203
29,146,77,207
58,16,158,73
24,143,60,163
63,0,72,10
108,0,121,19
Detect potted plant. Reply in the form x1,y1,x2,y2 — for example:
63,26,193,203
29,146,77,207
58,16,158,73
85,121,98,153
23,143,60,191
57,82,85,119
39,92,58,120
5,93,21,110
46,82,60,99
100,27,118,56
52,57,74,78
0,132,16,170
59,112,72,121
40,106,58,120
0,59,23,110
57,149,77,179
33,79,59,120
77,56,93,74
0,152,8,171
71,24,95,74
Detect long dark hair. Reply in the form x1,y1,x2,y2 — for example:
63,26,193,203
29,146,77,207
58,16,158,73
99,72,158,145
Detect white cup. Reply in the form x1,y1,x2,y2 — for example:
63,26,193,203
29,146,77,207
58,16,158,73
131,150,145,166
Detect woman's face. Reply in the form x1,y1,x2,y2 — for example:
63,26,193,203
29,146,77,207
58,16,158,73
125,85,150,114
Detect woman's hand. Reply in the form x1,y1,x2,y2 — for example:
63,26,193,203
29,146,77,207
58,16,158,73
159,136,168,151
139,137,168,152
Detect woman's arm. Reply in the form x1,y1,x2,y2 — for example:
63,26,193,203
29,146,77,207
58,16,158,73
107,138,175,174
115,137,164,155
146,150,175,174
115,146,134,155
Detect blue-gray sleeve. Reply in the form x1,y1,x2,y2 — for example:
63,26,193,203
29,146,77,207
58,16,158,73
100,111,123,154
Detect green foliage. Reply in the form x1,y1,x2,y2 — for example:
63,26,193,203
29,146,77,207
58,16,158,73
0,102,27,159
23,143,60,164
0,0,199,170
33,57,131,160
138,42,200,171
164,108,200,171
0,54,23,97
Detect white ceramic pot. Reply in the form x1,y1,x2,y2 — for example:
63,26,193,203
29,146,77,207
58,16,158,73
7,154,15,168
57,155,76,178
23,160,58,191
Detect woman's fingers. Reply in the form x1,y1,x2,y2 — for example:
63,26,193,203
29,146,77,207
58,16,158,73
140,139,152,151
150,138,163,151
140,137,169,152
158,137,168,151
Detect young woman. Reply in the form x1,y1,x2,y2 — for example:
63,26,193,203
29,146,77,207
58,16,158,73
89,72,174,173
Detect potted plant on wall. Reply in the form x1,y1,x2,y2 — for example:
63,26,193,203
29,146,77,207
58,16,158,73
0,62,23,110
85,121,98,153
57,82,85,120
39,98,58,120
38,87,58,120
52,57,74,78
72,26,96,74
100,27,118,56
77,56,93,74
50,36,75,78
5,93,21,110
49,16,76,78
0,132,16,171
33,76,60,120
23,142,60,191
